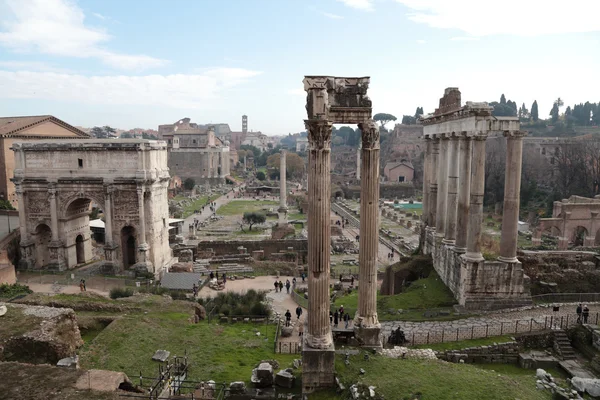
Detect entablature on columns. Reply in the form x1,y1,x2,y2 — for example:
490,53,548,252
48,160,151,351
303,76,372,124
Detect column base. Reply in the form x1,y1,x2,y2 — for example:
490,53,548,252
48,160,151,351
302,341,336,394
132,262,153,274
354,325,382,349
442,239,455,246
453,246,466,254
497,255,519,264
462,252,484,263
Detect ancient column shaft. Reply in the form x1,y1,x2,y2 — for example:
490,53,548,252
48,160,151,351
429,138,439,228
422,139,431,225
356,146,361,180
436,136,449,236
356,120,380,333
444,136,459,243
279,150,288,212
464,135,487,261
16,185,27,240
137,187,147,246
499,132,525,263
305,120,333,349
104,187,114,246
455,135,472,252
49,187,59,242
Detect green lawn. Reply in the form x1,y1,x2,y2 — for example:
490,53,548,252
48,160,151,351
310,355,550,400
181,194,220,218
217,200,279,216
78,297,298,384
287,212,307,221
333,272,463,321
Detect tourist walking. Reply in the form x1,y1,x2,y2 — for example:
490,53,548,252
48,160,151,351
292,277,297,289
285,279,291,294
210,271,215,280
285,309,292,327
339,305,344,315
192,283,198,297
298,322,304,336
296,305,303,320
344,312,350,329
577,303,583,323
583,305,590,324
329,311,333,325
351,276,355,286
222,273,227,286
278,281,284,292
274,280,279,292
333,310,339,328
79,279,85,292
301,272,305,283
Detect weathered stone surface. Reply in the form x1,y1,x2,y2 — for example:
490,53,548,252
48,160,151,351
152,350,170,362
275,369,295,388
229,381,247,394
571,377,600,397
251,362,274,388
281,326,293,338
56,355,79,368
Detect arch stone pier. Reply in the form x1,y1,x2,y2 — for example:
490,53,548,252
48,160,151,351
12,139,173,276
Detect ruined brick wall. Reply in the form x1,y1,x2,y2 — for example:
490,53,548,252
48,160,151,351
196,239,307,262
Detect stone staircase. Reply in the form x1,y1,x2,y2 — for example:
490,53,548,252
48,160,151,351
553,330,577,360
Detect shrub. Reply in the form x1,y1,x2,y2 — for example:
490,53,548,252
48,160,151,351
109,287,134,299
0,283,32,299
170,291,190,301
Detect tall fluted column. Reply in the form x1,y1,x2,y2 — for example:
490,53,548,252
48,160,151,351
455,134,472,252
305,119,333,349
15,185,27,240
356,144,361,180
279,149,288,214
429,138,439,228
49,186,59,242
137,187,147,246
436,135,449,237
355,120,381,347
499,131,525,263
464,135,487,262
422,138,431,225
444,135,459,244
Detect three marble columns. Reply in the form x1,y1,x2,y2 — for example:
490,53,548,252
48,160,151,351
422,132,525,263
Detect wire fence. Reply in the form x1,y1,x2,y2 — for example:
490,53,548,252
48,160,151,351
532,293,600,304
17,270,151,293
388,312,600,346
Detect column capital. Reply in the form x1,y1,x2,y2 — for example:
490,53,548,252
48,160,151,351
305,119,333,150
358,120,380,150
504,130,526,138
472,134,488,141
48,188,57,198
104,184,115,195
458,131,472,140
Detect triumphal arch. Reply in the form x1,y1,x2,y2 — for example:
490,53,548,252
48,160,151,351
12,140,172,276
302,76,380,392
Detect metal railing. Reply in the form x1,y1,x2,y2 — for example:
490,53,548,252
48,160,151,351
290,289,308,309
389,312,600,346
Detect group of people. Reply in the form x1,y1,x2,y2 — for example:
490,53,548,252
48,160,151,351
209,271,227,285
283,306,305,336
387,249,395,261
576,303,591,324
334,219,349,229
330,306,351,329
274,278,296,294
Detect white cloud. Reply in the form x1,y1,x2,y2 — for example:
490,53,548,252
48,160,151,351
395,0,600,36
0,68,262,109
450,36,479,41
322,12,344,19
0,60,70,72
416,39,426,44
336,0,373,11
92,12,105,20
0,0,166,70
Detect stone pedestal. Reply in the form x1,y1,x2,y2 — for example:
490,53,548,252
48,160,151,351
302,342,336,393
18,239,35,269
354,325,381,349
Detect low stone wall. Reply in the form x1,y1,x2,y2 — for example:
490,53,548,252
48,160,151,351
437,341,521,364
196,239,308,264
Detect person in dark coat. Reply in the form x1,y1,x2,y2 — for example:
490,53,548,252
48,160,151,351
285,280,291,294
333,310,339,328
274,280,279,292
351,276,355,286
296,305,303,320
285,309,292,327
344,312,350,329
583,305,590,324
329,311,333,324
279,281,284,292
577,303,583,323
210,271,215,280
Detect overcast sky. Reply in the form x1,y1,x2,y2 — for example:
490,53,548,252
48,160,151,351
0,0,599,134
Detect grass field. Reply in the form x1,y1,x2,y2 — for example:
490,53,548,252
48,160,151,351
217,200,279,216
310,355,551,400
332,271,462,321
77,296,297,384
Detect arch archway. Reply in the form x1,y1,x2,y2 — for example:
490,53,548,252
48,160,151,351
75,235,85,264
573,226,588,247
121,226,136,267
34,224,52,268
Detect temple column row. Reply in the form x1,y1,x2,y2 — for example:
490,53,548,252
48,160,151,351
279,149,288,215
425,131,524,263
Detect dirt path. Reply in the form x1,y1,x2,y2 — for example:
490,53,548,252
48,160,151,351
26,283,109,297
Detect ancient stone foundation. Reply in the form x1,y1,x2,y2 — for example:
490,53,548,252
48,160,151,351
421,89,531,310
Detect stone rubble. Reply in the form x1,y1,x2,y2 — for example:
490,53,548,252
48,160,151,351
535,369,583,399
380,346,437,360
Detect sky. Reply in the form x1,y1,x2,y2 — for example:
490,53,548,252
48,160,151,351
0,0,599,135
